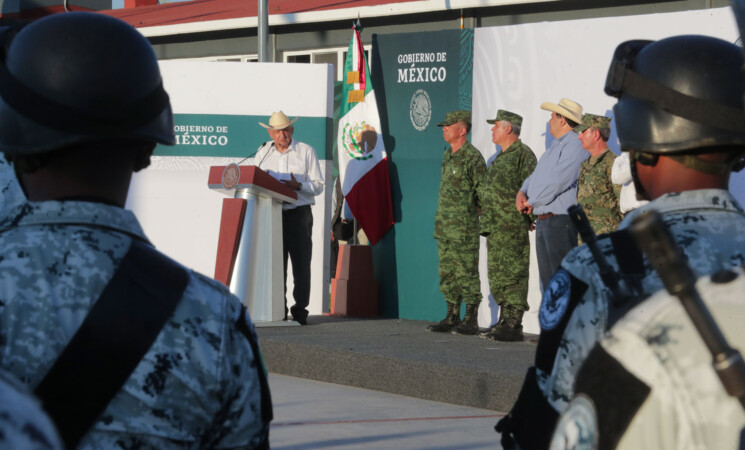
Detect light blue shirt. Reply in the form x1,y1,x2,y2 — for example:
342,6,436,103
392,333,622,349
520,131,588,215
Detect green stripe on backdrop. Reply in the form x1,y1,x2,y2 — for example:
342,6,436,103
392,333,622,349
154,114,332,160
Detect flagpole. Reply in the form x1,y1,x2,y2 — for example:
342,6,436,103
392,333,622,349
258,0,269,62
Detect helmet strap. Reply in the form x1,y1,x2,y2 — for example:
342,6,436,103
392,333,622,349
628,151,652,202
667,152,745,175
607,58,745,133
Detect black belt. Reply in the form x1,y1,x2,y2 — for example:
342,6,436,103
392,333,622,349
283,205,311,214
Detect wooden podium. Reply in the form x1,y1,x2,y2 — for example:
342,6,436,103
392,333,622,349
208,164,297,322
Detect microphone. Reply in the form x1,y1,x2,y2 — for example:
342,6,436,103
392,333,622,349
255,141,272,169
235,141,269,166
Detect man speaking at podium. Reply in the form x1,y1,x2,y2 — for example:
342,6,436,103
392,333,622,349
255,111,324,325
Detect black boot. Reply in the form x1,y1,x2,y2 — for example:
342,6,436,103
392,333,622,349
482,307,523,342
452,303,479,335
427,302,461,333
479,314,502,339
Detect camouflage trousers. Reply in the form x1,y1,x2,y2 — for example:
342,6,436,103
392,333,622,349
486,231,530,312
437,238,481,306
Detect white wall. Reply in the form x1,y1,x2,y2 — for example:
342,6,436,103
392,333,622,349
472,7,743,333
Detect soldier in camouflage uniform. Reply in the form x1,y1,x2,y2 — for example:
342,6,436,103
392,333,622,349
0,22,25,218
0,153,23,216
575,113,622,235
428,110,487,335
0,369,62,450
477,110,536,342
0,13,270,449
497,36,745,449
551,265,745,450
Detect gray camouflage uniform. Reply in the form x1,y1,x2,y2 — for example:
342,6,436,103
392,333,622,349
0,369,62,450
0,200,269,449
535,189,745,417
0,153,24,216
551,265,745,450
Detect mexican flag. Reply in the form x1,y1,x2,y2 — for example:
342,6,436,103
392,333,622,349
337,23,394,245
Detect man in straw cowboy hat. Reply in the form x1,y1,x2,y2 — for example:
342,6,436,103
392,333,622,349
515,98,588,292
255,111,324,325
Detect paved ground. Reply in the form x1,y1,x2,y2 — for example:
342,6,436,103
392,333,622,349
257,316,537,411
269,373,505,449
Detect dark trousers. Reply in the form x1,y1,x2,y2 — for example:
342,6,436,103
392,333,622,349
282,205,313,322
535,214,577,293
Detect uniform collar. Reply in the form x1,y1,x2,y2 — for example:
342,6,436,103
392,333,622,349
271,139,297,155
587,148,612,166
446,141,472,159
0,200,149,242
500,139,522,155
620,189,744,229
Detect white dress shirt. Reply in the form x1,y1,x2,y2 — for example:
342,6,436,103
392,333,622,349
611,152,649,214
253,139,324,209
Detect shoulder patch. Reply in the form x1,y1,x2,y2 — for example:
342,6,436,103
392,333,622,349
551,394,599,450
540,269,572,330
534,268,588,373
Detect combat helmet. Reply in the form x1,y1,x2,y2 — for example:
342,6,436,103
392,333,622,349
0,12,174,156
733,0,745,107
605,35,745,160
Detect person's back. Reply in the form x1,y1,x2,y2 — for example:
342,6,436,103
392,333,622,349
0,200,269,448
552,265,745,450
0,12,270,448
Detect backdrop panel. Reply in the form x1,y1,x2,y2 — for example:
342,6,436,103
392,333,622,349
371,29,475,321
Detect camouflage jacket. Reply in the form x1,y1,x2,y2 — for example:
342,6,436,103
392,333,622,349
0,201,269,449
553,266,745,450
434,141,486,241
478,139,536,236
576,149,622,235
534,189,745,417
0,154,25,218
0,369,62,450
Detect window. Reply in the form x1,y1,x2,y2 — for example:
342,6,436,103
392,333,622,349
283,45,372,81
178,55,258,63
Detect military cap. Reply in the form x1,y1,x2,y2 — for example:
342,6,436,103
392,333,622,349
574,113,612,133
437,110,471,127
486,110,523,127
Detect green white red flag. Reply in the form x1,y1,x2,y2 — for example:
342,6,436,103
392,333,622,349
337,23,394,245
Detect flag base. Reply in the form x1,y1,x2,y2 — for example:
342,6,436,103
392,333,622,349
330,244,378,317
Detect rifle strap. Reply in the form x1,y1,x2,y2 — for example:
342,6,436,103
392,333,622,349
608,230,648,327
34,239,189,449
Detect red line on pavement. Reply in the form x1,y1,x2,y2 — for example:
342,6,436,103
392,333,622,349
273,414,505,427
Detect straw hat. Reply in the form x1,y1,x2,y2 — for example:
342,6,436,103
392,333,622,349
258,111,298,130
540,98,583,124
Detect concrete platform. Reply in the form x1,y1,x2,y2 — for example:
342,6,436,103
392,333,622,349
256,316,537,412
